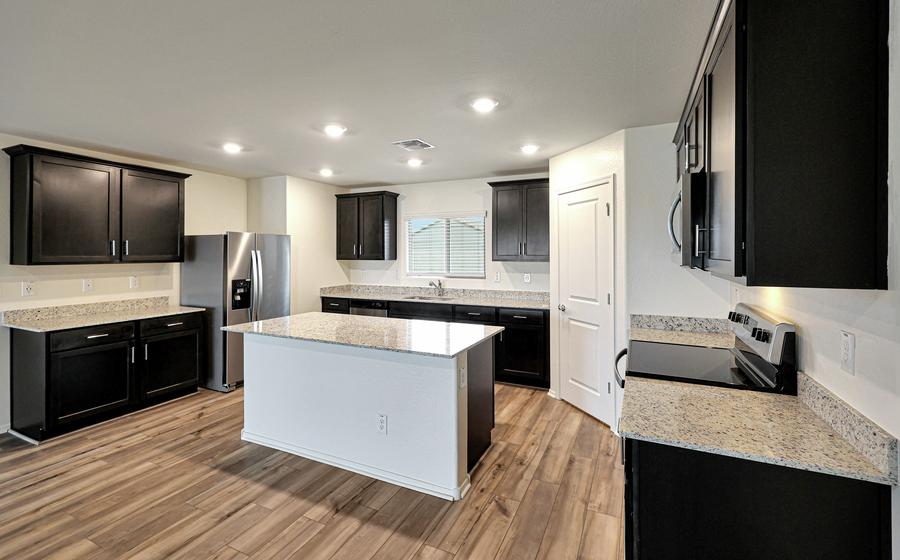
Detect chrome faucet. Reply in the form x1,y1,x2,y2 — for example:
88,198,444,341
428,279,445,296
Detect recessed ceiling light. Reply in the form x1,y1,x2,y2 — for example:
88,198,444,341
319,168,334,177
407,158,423,168
222,142,243,154
324,124,348,138
471,97,499,113
520,144,540,155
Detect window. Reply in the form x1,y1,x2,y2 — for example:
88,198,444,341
406,213,485,278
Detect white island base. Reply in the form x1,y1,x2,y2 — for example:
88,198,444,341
238,326,496,501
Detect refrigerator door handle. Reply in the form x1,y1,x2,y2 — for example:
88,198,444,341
250,249,259,322
255,250,264,321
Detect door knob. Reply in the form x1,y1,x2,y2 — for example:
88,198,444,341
558,304,566,312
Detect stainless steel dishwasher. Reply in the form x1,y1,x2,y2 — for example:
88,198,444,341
349,300,388,317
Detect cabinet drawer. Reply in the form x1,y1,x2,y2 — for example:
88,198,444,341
498,308,544,326
50,322,135,352
453,306,496,323
322,297,350,313
388,301,452,321
140,312,202,337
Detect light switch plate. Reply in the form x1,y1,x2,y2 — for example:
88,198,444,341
21,281,34,297
524,273,531,284
840,331,855,374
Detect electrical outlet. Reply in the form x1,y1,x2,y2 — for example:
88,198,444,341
524,273,531,284
494,271,501,283
840,331,855,374
129,276,140,289
376,413,388,435
458,366,467,389
82,279,94,293
20,281,34,297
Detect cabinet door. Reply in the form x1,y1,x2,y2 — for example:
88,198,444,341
336,196,359,259
705,21,743,279
121,169,184,262
496,323,548,388
32,155,119,263
492,186,523,260
49,341,132,427
522,184,549,260
141,330,200,400
358,195,385,260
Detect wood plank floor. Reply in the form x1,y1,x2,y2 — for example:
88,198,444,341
0,384,624,559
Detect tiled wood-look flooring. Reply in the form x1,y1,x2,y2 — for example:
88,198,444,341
0,384,624,559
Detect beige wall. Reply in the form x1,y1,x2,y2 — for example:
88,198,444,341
0,132,248,430
247,176,350,314
347,173,551,292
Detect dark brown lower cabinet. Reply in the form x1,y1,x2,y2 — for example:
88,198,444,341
625,439,891,559
10,313,202,442
495,309,549,389
50,340,132,428
140,329,201,402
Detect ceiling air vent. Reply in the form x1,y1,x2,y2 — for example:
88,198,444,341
391,138,435,151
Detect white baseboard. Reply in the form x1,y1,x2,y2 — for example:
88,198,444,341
8,430,39,445
242,430,470,501
0,423,10,435
547,389,560,400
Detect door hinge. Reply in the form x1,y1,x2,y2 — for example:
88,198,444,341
607,293,611,305
607,382,611,394
606,202,611,216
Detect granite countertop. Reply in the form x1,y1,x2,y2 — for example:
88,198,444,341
620,325,896,486
619,377,892,485
223,311,504,358
1,297,205,333
320,285,550,310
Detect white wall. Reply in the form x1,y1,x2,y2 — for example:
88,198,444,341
347,174,551,292
246,175,351,314
735,4,900,546
0,132,248,431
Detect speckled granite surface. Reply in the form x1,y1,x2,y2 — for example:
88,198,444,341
1,297,205,333
798,372,898,484
622,322,897,486
320,284,550,310
629,327,734,349
223,311,503,358
631,314,730,333
619,377,894,485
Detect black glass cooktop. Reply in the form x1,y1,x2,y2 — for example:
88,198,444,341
626,340,769,390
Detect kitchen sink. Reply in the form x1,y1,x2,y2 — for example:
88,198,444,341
403,295,455,301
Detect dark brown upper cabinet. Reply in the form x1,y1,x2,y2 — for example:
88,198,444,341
675,0,888,289
335,191,398,260
490,179,549,262
4,145,189,265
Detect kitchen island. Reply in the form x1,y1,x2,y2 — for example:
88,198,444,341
223,312,502,500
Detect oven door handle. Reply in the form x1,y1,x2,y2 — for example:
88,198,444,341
614,348,627,388
667,191,682,253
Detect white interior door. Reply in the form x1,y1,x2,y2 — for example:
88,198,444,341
557,183,615,425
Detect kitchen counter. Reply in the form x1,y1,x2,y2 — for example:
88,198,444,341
223,311,503,358
320,284,550,310
620,326,897,486
0,297,205,333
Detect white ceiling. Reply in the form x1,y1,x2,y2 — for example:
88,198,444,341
0,0,717,186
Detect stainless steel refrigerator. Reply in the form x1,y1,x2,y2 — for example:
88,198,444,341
180,232,291,392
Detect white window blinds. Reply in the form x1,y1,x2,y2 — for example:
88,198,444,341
406,214,485,278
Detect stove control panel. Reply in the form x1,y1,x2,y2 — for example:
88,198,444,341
729,303,796,365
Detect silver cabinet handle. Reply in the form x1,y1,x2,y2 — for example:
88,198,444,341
668,192,682,252
86,333,109,339
513,315,527,319
144,343,148,361
110,240,116,256
684,137,691,172
124,240,129,256
467,312,481,316
558,304,566,312
329,303,340,307
166,322,183,327
523,242,527,255
353,243,357,256
131,346,135,364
